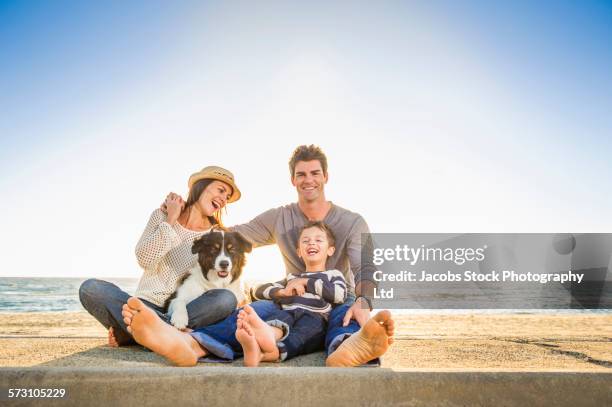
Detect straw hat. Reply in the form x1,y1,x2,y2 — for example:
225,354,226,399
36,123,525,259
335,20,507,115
188,166,241,203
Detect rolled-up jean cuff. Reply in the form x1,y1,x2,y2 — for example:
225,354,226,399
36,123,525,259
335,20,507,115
276,341,288,361
328,333,352,355
189,331,235,361
266,319,290,341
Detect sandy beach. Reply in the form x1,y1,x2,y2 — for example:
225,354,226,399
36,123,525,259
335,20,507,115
0,311,610,370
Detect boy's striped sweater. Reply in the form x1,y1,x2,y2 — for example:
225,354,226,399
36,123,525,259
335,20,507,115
252,270,347,315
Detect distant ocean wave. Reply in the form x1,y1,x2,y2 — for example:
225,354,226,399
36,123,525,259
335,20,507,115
0,277,138,313
0,277,609,314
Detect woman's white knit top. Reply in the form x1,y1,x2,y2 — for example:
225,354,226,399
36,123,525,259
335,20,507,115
134,209,210,307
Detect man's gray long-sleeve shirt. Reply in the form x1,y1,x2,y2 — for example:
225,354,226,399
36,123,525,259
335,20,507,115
232,202,375,295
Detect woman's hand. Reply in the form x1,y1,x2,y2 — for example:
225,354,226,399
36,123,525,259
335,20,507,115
160,192,184,213
163,193,185,225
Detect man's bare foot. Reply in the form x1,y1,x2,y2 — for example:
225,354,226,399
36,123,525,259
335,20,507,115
121,297,206,367
326,310,395,367
236,319,263,367
108,327,119,347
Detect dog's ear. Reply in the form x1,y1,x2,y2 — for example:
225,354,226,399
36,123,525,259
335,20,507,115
234,232,253,254
191,235,206,254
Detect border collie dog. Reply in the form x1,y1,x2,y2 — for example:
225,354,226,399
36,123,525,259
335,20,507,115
165,229,252,329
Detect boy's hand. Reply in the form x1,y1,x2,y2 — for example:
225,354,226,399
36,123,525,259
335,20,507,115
292,285,305,296
285,278,307,296
272,287,294,298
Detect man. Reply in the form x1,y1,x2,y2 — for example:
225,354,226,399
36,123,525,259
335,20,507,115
232,145,393,365
121,145,394,367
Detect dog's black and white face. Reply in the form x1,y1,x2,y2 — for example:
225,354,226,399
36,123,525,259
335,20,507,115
191,229,252,284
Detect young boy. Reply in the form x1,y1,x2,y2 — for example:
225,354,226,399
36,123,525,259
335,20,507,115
236,221,347,366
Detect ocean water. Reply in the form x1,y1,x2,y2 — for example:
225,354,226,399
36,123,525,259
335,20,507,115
0,277,138,313
0,277,609,314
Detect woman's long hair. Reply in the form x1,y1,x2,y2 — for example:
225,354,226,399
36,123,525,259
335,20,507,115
182,178,224,227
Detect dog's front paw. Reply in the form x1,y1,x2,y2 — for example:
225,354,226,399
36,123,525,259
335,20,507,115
170,307,189,330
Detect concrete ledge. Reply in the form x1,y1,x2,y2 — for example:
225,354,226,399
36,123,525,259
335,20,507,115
1,367,611,407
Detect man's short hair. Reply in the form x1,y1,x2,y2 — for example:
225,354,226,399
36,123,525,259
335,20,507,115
288,145,328,177
298,221,336,248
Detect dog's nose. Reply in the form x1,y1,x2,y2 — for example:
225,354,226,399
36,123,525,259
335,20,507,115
219,260,229,269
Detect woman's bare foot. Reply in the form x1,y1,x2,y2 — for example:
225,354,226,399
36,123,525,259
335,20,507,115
108,327,119,347
236,319,263,367
121,297,206,367
237,305,281,360
326,310,395,367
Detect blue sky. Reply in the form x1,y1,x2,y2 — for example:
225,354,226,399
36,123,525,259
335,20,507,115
1,1,610,278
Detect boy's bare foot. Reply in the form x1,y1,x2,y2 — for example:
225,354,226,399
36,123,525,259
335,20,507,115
326,310,395,367
236,319,263,367
237,305,280,359
121,297,206,367
108,327,119,347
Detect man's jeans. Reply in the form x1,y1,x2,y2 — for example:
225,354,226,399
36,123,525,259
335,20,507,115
266,308,326,361
189,296,361,360
79,278,237,345
325,295,361,355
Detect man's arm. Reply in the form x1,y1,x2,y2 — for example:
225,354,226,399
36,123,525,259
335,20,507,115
230,207,279,248
344,216,379,326
347,216,378,297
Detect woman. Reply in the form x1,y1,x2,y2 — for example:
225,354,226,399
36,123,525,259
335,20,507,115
79,166,242,347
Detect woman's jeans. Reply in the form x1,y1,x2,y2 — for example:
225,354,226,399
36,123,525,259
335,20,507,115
79,278,237,345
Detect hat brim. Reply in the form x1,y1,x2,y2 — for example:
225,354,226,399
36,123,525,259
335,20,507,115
188,175,241,203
